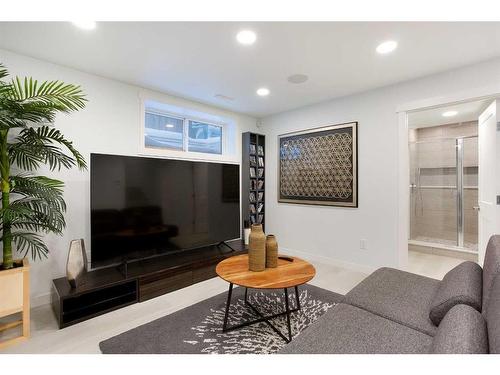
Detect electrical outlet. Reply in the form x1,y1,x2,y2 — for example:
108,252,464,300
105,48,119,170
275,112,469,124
360,239,368,250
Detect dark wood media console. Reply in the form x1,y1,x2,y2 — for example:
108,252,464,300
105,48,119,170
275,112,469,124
51,240,247,328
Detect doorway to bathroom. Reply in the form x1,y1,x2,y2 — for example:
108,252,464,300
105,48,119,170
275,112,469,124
407,99,491,261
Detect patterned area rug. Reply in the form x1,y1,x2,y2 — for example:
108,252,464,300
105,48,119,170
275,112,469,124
99,284,342,354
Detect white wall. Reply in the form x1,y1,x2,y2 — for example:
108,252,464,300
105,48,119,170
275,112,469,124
0,49,258,306
260,58,500,272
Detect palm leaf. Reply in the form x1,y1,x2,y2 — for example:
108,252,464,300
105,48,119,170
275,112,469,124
9,77,87,112
8,142,45,171
0,63,7,80
2,197,65,234
9,126,87,171
10,231,49,260
10,175,66,211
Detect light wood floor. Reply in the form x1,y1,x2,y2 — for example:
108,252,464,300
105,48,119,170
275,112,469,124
1,250,465,354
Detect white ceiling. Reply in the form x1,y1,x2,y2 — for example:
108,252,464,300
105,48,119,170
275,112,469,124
1,22,500,118
408,99,492,129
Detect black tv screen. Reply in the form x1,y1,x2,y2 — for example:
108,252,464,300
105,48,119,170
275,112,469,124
90,154,240,268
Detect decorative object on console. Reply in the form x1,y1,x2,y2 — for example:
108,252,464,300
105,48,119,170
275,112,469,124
278,122,358,207
66,239,88,288
243,220,251,245
248,224,266,271
266,235,278,268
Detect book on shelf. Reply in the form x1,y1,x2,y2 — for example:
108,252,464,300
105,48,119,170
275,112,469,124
257,192,264,201
250,167,256,178
249,203,256,214
258,157,264,167
250,155,257,166
257,180,264,189
257,145,264,156
249,192,256,202
249,144,257,154
250,215,256,224
257,202,264,213
257,214,264,223
257,168,264,178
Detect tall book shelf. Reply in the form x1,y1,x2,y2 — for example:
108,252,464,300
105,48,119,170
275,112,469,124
242,132,265,235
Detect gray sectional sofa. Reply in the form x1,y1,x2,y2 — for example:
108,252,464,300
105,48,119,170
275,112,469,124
280,235,500,354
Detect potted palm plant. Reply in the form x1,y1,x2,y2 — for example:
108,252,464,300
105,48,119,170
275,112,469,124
0,63,86,348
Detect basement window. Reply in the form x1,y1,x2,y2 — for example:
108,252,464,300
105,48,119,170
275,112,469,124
187,120,223,154
144,111,223,155
144,112,184,150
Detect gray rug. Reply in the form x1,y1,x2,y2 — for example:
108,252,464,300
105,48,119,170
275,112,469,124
99,284,343,354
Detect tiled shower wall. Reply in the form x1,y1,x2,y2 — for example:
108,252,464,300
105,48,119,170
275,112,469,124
409,121,478,249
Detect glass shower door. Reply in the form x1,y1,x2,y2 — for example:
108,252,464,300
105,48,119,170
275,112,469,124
409,138,458,246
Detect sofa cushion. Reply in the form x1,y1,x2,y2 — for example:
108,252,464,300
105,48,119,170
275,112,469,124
278,303,432,354
431,304,488,354
344,267,439,336
483,235,500,314
485,274,500,354
429,261,482,326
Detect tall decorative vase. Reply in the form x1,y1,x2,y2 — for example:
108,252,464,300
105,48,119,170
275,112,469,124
248,224,266,271
66,239,88,288
266,235,278,268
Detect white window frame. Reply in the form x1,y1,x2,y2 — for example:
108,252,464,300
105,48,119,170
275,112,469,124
139,94,238,164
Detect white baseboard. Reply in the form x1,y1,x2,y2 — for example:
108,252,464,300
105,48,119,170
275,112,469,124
280,247,377,275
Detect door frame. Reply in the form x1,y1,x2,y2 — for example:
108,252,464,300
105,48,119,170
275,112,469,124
396,85,500,270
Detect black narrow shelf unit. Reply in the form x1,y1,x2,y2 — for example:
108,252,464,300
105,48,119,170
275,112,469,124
242,132,265,234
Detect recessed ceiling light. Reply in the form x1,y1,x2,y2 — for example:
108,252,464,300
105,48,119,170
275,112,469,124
376,40,398,54
72,21,97,30
236,30,257,45
287,74,309,84
256,88,270,97
165,124,175,128
442,111,458,117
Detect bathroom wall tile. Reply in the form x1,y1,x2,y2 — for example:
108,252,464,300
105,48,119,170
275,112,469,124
417,126,444,139
408,128,418,143
463,137,478,167
445,121,478,138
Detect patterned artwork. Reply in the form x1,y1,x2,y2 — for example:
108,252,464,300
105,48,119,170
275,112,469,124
183,289,336,354
279,122,357,207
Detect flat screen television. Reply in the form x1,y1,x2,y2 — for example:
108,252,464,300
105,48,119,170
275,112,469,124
90,153,240,268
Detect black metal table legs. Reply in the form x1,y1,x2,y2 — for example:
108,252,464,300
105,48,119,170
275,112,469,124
222,284,301,343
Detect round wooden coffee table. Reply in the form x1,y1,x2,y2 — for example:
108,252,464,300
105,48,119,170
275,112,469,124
215,254,315,343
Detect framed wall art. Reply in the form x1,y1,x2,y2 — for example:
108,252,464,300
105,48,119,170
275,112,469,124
278,122,358,207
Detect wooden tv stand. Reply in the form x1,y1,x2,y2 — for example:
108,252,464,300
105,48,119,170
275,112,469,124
51,240,247,328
